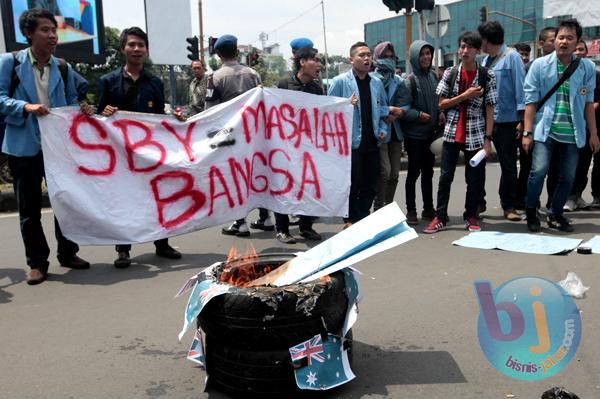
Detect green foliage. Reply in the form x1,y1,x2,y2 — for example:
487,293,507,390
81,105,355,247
208,56,222,72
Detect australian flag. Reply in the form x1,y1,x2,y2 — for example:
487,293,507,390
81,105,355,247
187,329,205,367
290,333,355,390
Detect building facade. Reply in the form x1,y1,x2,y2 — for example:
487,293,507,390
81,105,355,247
365,0,600,70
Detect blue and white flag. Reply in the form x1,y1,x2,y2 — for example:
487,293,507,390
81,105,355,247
187,329,205,366
178,265,231,340
290,334,355,390
342,268,361,335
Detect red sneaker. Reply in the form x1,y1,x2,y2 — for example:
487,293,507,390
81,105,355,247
423,217,446,234
465,216,481,232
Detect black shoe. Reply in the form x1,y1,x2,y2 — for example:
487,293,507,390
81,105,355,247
222,221,250,237
526,208,541,232
249,218,275,231
156,245,182,259
58,255,90,269
300,228,322,241
547,214,574,233
114,251,131,268
406,210,419,225
289,216,300,226
276,232,296,244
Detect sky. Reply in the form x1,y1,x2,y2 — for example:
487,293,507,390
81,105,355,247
103,0,456,59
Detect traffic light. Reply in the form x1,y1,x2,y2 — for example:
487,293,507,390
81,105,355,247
382,0,414,13
415,0,435,11
480,6,488,23
208,36,217,55
186,36,199,61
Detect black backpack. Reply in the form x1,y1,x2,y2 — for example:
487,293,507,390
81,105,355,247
8,51,69,98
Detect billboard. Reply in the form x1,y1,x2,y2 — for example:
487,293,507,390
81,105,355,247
1,0,105,63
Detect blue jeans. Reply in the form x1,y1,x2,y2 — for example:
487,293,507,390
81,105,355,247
526,139,579,215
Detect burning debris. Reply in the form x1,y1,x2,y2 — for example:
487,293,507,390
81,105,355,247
176,202,417,394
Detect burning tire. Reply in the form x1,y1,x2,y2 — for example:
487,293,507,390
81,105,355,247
205,330,353,397
199,253,348,350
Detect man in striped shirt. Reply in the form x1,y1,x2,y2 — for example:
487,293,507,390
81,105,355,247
522,19,600,232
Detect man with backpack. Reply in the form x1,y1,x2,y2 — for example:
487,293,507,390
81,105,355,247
523,19,599,232
397,40,441,226
423,32,497,234
478,21,526,222
0,8,93,284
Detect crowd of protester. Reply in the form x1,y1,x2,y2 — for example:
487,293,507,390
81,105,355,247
1,8,598,285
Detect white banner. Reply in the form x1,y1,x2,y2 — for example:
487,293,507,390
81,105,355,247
39,88,353,245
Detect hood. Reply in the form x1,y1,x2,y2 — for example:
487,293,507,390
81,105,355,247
409,40,434,74
374,41,394,61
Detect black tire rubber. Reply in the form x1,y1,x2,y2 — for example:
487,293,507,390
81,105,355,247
199,255,348,350
205,330,353,397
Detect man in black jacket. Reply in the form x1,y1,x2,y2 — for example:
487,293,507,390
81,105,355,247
97,27,182,268
273,47,323,244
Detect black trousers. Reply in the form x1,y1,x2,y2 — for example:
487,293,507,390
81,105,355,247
492,122,519,210
116,239,169,253
516,146,532,207
274,213,312,233
8,153,79,270
435,142,486,221
571,141,600,197
404,137,435,213
345,149,379,223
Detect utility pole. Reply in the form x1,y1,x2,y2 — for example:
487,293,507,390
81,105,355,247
321,0,330,83
198,0,205,62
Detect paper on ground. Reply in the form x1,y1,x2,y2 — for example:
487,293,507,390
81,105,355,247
453,231,582,255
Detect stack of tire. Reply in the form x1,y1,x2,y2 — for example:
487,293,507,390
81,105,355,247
198,253,351,397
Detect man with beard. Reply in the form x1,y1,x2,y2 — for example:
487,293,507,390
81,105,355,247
97,27,182,267
272,47,323,244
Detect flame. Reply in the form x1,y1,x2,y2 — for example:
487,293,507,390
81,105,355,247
220,244,272,286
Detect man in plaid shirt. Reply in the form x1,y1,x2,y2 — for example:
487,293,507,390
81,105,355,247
424,31,498,234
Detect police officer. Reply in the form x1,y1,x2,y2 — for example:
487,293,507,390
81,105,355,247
205,34,263,237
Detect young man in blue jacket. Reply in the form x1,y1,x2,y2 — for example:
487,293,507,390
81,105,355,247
97,27,182,267
0,8,92,284
522,19,600,232
328,42,394,226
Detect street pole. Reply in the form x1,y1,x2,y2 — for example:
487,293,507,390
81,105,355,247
418,11,424,41
321,0,330,83
434,5,440,68
198,0,205,62
169,65,177,107
405,7,412,74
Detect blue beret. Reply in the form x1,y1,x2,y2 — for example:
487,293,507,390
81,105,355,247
215,34,237,50
290,37,314,50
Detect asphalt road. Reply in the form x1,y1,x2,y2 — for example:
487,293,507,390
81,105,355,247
1,164,599,399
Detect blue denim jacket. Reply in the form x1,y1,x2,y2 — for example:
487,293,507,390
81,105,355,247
0,49,78,156
483,44,525,122
328,69,390,149
381,74,409,141
524,52,596,148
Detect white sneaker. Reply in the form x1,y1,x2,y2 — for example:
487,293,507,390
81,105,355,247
563,198,577,212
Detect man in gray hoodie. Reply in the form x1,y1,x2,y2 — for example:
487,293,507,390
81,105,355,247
397,40,443,225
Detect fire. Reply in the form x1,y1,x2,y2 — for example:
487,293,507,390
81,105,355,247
220,244,274,286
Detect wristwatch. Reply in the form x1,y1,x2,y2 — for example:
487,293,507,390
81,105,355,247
522,131,532,137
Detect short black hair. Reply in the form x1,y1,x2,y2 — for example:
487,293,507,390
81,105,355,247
577,39,588,52
558,18,583,41
19,8,57,44
120,27,148,50
538,26,557,42
216,43,238,60
191,59,206,68
514,43,531,53
293,47,319,71
458,31,482,49
478,21,504,45
350,41,370,56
